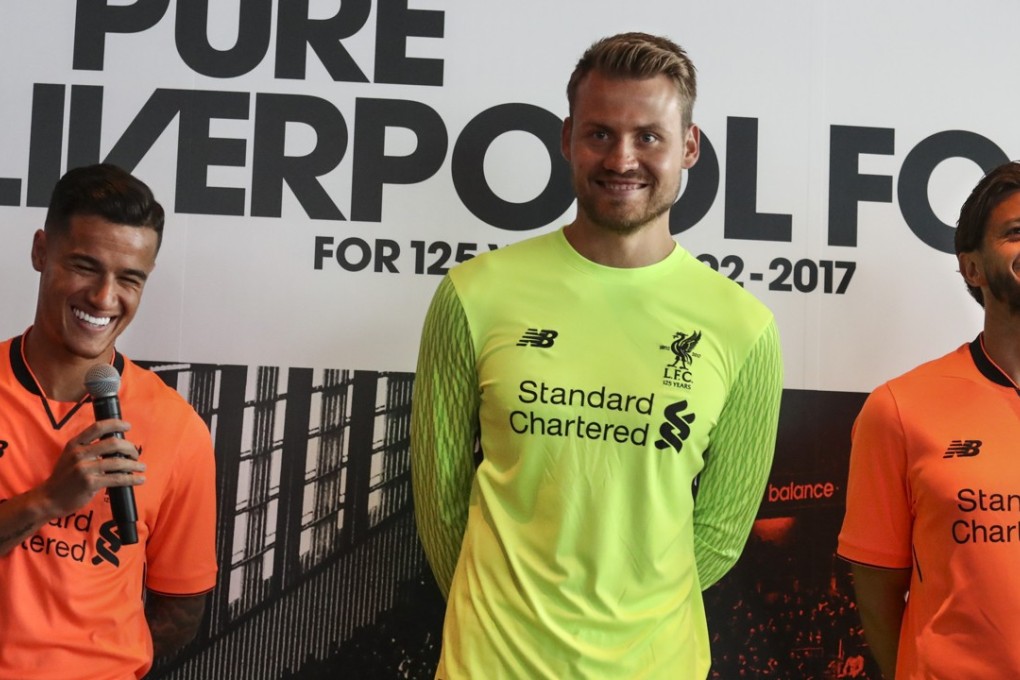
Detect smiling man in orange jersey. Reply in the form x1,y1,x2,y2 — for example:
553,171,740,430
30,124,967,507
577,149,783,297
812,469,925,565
839,161,1020,679
0,164,217,680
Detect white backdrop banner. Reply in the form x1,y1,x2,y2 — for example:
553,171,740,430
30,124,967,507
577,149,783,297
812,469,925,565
0,0,1003,392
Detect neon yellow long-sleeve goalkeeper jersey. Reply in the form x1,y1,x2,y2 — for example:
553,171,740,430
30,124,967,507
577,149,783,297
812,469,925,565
412,229,782,680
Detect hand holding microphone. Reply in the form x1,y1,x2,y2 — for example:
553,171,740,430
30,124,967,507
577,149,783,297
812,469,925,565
84,364,140,545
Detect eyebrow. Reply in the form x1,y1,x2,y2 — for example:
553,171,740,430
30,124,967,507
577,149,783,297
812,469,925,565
994,218,1020,231
577,119,672,135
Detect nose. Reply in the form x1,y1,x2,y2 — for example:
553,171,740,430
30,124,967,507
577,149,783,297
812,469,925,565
87,275,117,310
604,138,638,174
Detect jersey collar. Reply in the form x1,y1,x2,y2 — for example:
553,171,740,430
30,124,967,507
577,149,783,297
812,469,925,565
9,332,126,430
968,334,1020,395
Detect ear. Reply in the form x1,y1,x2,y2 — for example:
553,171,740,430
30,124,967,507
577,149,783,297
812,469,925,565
681,124,700,169
31,230,47,273
561,116,573,163
958,251,985,289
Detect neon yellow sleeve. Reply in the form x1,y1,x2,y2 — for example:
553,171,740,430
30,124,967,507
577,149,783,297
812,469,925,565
410,276,479,599
694,318,783,588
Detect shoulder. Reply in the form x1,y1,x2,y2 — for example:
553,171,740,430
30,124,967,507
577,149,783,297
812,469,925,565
688,253,773,317
449,231,560,286
882,344,971,394
672,250,776,350
118,357,209,433
858,345,970,424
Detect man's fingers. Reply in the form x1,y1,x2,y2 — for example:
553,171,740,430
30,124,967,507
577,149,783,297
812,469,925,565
95,454,146,475
74,418,133,445
84,436,140,461
99,471,147,487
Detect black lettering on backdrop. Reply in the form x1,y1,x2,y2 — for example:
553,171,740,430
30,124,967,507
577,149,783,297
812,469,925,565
314,236,400,272
73,0,442,84
13,4,1019,252
276,0,372,81
252,94,348,220
451,103,572,231
828,125,895,247
98,89,251,216
73,0,169,71
375,0,445,86
103,89,182,182
174,90,250,215
0,177,18,206
898,130,1008,253
175,0,272,78
335,237,371,271
282,0,445,84
725,117,792,242
68,85,104,170
27,84,66,207
351,98,448,222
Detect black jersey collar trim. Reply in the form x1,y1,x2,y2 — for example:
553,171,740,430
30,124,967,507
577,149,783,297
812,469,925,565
10,335,37,396
9,333,127,430
968,334,1018,391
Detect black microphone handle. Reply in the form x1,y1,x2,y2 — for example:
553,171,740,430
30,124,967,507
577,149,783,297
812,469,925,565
91,395,139,545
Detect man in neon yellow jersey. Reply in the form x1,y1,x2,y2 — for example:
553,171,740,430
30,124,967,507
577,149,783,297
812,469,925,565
411,32,783,679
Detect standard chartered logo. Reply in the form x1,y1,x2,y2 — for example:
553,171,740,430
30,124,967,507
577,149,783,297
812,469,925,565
509,380,653,445
507,381,699,454
18,509,94,563
653,400,696,452
952,487,1020,545
92,519,127,567
12,507,127,567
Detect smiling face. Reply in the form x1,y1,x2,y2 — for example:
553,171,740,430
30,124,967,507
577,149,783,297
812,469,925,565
960,190,1020,316
562,70,699,236
30,214,159,370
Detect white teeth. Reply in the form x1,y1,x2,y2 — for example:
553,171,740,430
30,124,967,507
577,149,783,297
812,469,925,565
73,308,112,328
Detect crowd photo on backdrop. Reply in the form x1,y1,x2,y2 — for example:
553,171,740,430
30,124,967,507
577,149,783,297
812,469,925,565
411,32,783,679
0,164,217,680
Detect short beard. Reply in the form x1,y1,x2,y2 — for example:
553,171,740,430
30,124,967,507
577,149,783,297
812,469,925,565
577,195,673,236
985,267,1020,315
573,174,681,236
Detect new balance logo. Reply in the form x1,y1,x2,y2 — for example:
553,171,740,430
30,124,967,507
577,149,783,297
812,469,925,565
517,329,558,348
943,440,982,458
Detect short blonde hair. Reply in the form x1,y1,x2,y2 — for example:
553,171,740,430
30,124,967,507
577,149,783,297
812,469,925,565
566,32,697,128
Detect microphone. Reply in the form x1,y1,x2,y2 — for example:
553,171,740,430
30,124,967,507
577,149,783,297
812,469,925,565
84,364,139,545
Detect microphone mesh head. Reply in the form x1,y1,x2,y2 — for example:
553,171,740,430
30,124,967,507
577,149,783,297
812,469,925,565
84,364,121,399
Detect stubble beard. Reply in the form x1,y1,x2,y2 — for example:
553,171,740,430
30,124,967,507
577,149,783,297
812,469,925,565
985,265,1020,315
574,176,680,236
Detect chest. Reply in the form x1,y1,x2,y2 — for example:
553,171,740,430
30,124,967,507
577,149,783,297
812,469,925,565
905,389,1020,529
474,303,737,472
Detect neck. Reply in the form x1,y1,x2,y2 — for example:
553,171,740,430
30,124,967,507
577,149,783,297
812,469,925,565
981,307,1020,385
563,218,675,268
22,330,110,402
